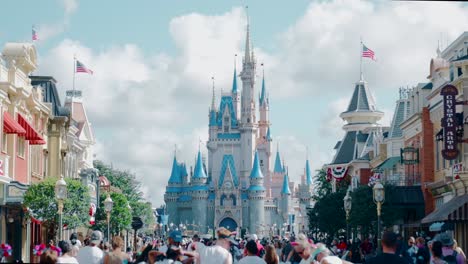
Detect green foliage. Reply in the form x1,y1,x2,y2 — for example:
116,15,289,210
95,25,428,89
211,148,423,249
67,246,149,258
95,192,132,236
24,177,90,229
94,160,156,230
312,169,332,199
309,188,347,238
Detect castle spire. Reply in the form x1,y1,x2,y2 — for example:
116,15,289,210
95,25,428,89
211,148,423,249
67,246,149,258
232,55,238,93
281,173,291,194
244,6,252,64
259,63,266,106
193,150,207,179
250,150,264,179
274,150,283,174
305,159,312,186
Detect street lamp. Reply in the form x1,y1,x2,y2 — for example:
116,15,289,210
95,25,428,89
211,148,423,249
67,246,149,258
373,182,385,251
104,193,114,242
55,176,67,241
126,202,132,248
343,191,352,241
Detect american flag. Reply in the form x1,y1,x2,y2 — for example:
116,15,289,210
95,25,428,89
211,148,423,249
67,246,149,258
76,60,93,74
362,44,375,60
32,28,38,41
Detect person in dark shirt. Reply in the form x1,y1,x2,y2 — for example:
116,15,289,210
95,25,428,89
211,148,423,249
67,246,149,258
367,231,410,264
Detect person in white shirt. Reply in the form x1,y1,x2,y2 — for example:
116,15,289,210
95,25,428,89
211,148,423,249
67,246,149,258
310,243,353,264
197,227,234,264
76,230,104,264
238,240,266,264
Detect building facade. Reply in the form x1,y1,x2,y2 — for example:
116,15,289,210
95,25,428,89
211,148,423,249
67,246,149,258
164,20,312,237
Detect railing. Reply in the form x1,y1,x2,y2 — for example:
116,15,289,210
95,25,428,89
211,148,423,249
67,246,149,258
383,173,421,186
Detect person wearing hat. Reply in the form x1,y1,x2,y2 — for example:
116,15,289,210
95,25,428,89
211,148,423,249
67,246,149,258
434,232,466,264
76,230,104,264
196,227,234,264
309,243,353,264
158,230,183,255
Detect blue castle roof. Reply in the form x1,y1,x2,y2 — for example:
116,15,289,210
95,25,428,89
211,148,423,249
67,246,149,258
209,110,217,127
217,96,238,128
259,76,267,106
305,160,312,185
193,151,207,179
250,151,264,179
266,127,272,141
168,156,182,183
281,174,291,194
232,67,238,93
218,155,239,188
274,151,284,173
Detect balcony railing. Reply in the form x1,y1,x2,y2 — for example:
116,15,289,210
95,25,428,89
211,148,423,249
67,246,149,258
382,173,421,186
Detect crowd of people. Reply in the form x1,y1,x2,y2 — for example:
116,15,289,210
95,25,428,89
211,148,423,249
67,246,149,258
29,228,466,264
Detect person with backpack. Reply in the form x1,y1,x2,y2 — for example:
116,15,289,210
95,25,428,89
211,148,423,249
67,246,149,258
434,232,465,264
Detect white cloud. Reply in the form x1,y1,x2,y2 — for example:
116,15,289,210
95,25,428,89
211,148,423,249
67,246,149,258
61,0,78,16
36,1,468,207
36,0,79,42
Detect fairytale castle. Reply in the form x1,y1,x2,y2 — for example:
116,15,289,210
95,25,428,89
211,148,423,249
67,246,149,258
163,17,313,237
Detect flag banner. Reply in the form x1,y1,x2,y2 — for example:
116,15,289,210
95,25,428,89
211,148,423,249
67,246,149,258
32,28,38,41
76,60,94,74
362,44,375,60
368,172,381,187
453,162,463,180
327,166,348,182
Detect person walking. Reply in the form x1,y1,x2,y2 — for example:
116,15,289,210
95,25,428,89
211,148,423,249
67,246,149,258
366,231,410,264
104,236,131,264
76,230,105,264
415,237,430,264
197,227,235,264
238,240,266,264
434,232,465,264
430,241,448,264
264,244,279,264
57,240,79,264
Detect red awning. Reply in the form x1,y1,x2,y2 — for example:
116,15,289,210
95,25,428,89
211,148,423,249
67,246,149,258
17,114,45,143
3,112,26,135
29,139,46,145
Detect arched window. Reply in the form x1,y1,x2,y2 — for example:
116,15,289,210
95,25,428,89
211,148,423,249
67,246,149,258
230,194,236,206
220,194,227,206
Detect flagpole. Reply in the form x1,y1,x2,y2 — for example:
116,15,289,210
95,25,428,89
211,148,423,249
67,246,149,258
360,36,363,81
73,55,76,93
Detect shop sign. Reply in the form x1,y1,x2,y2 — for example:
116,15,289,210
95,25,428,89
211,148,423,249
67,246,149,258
440,84,459,160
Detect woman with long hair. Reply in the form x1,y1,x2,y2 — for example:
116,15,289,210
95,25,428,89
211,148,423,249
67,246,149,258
264,244,279,264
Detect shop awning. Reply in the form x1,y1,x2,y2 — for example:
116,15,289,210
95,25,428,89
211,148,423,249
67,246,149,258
17,113,45,145
377,157,401,170
421,194,468,223
3,112,26,135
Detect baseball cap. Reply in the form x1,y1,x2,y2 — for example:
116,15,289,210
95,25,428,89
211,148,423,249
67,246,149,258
169,230,183,243
217,227,238,246
90,230,102,245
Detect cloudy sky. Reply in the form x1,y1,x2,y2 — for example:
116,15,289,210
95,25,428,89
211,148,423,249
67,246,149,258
2,0,468,206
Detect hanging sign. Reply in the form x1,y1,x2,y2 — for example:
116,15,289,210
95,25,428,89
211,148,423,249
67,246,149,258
440,84,459,160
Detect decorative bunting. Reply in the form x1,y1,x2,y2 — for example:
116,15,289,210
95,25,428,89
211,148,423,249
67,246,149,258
326,166,348,182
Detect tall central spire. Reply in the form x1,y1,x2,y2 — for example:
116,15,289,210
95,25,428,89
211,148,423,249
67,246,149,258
244,6,251,64
211,76,216,110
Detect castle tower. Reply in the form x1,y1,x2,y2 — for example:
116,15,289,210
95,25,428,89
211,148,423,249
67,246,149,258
257,67,272,196
259,69,269,139
270,147,285,198
239,14,258,183
164,154,184,225
232,60,241,119
191,150,209,233
248,151,265,236
280,173,291,224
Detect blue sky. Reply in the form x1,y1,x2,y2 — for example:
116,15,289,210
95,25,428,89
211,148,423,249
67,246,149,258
2,0,468,205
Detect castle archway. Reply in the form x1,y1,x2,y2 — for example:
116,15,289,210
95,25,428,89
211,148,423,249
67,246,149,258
219,217,238,232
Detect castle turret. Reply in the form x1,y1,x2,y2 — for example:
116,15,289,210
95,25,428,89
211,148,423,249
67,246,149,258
232,61,241,119
191,150,209,233
164,154,184,225
248,151,265,236
280,173,291,223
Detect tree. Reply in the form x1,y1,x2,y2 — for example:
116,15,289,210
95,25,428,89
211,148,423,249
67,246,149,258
95,192,132,237
309,188,347,240
24,177,90,238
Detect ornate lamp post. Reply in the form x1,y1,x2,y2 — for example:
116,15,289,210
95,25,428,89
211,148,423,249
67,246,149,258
343,191,352,241
373,182,385,250
104,193,114,241
55,176,67,241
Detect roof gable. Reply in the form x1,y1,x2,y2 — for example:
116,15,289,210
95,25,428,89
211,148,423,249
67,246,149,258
332,131,357,164
218,155,239,188
217,96,238,128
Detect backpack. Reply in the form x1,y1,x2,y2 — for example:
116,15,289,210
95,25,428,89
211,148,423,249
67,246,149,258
442,251,458,264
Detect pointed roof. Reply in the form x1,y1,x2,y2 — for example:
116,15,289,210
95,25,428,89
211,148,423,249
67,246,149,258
343,81,378,113
193,151,207,178
232,66,238,93
281,174,291,195
305,160,312,185
266,127,272,141
388,99,410,138
244,10,252,64
274,150,284,173
250,151,264,179
259,75,266,106
168,156,182,183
